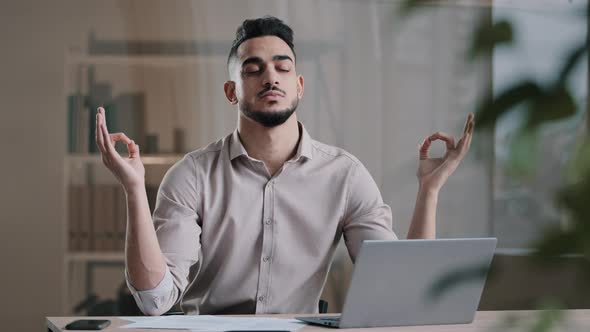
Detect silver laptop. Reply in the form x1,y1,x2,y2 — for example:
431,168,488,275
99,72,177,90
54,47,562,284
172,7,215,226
296,238,497,328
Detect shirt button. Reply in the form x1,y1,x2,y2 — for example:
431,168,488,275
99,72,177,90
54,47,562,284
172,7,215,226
258,296,265,302
263,256,270,262
265,218,272,226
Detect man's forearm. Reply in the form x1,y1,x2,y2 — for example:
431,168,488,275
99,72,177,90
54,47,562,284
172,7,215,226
407,187,439,239
125,186,167,290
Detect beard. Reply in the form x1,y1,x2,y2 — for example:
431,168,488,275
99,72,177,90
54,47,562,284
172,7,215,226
239,97,299,128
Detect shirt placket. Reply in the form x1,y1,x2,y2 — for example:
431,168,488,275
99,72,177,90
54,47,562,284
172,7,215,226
255,177,276,313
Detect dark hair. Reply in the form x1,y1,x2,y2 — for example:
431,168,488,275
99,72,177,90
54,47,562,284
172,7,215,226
227,16,296,67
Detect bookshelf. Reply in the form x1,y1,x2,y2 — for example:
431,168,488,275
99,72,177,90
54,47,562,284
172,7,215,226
62,50,199,315
66,153,182,165
62,153,183,315
65,252,126,263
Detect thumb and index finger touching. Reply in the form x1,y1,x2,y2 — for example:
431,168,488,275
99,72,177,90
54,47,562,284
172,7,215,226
419,113,475,160
96,107,140,160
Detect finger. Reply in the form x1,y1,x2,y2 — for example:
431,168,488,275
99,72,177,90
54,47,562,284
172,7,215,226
457,114,474,143
96,108,106,154
128,141,140,159
428,132,455,150
419,137,432,160
109,133,132,146
467,117,475,140
463,113,474,135
457,117,475,152
108,133,135,160
456,135,472,159
99,110,119,158
463,127,473,151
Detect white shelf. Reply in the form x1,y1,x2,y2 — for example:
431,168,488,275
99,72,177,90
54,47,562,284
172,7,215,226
66,252,125,263
67,153,183,165
67,55,212,66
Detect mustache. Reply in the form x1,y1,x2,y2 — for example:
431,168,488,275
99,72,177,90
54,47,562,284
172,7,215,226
258,86,286,97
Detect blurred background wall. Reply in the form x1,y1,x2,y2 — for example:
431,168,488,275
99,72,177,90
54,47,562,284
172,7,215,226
0,1,586,331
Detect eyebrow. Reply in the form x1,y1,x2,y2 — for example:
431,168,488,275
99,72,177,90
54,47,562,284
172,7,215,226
241,55,294,67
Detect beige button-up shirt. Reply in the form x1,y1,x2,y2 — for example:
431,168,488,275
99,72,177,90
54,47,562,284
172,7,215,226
127,123,397,315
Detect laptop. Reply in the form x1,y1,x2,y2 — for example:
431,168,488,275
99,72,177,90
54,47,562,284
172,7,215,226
296,238,497,328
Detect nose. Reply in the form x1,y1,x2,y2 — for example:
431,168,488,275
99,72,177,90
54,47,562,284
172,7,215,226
262,67,280,87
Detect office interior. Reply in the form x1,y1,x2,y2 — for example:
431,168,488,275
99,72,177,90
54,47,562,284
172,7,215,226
1,1,588,331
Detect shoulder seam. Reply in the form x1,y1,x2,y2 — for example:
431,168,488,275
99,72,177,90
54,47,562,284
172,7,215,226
187,145,224,162
310,140,360,165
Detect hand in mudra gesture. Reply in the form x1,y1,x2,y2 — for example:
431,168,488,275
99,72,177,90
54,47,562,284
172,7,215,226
417,113,475,193
96,107,145,192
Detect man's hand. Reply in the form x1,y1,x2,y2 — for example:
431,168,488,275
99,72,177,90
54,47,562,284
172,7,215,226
97,106,167,294
417,113,474,193
96,107,145,192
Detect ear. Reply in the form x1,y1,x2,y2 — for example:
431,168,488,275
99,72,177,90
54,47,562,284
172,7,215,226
297,74,304,99
224,81,238,105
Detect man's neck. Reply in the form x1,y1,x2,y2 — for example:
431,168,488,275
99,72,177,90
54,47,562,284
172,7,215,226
237,114,301,176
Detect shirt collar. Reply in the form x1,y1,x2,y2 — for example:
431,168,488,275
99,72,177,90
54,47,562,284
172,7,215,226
294,122,314,161
229,122,314,161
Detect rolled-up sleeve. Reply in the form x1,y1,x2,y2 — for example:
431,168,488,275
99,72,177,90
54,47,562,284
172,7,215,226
342,161,397,262
126,155,202,315
126,265,175,315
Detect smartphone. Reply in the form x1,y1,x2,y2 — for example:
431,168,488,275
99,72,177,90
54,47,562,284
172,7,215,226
65,319,111,330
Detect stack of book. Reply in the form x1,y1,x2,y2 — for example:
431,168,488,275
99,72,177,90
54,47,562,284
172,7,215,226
67,184,158,252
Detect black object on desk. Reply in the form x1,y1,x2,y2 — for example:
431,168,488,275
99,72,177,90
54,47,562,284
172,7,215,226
65,319,111,330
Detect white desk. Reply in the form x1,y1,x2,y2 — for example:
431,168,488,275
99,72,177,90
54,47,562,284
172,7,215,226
47,310,590,331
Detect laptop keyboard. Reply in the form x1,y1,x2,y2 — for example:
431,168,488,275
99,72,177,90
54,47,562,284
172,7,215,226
323,317,340,322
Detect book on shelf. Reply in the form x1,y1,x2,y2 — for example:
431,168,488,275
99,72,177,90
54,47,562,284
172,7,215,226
114,186,127,251
67,95,85,154
65,61,183,254
107,93,147,154
78,185,92,251
68,183,123,252
92,185,115,251
67,184,160,252
68,185,82,251
67,65,147,154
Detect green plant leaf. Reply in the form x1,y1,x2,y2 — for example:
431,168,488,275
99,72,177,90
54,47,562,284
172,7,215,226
469,20,513,59
527,87,577,128
556,42,587,86
532,227,579,259
529,307,563,332
475,81,542,129
556,177,590,228
565,137,590,183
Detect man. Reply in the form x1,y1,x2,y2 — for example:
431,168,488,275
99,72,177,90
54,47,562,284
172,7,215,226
95,16,474,316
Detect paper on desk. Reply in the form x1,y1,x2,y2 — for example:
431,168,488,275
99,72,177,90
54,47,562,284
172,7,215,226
120,315,307,331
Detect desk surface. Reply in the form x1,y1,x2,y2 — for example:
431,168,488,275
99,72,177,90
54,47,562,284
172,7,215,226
47,310,590,332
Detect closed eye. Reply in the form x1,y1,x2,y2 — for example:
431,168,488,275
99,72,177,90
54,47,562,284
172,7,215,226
243,66,262,74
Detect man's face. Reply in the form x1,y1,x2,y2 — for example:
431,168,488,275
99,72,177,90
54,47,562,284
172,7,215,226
225,36,304,127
